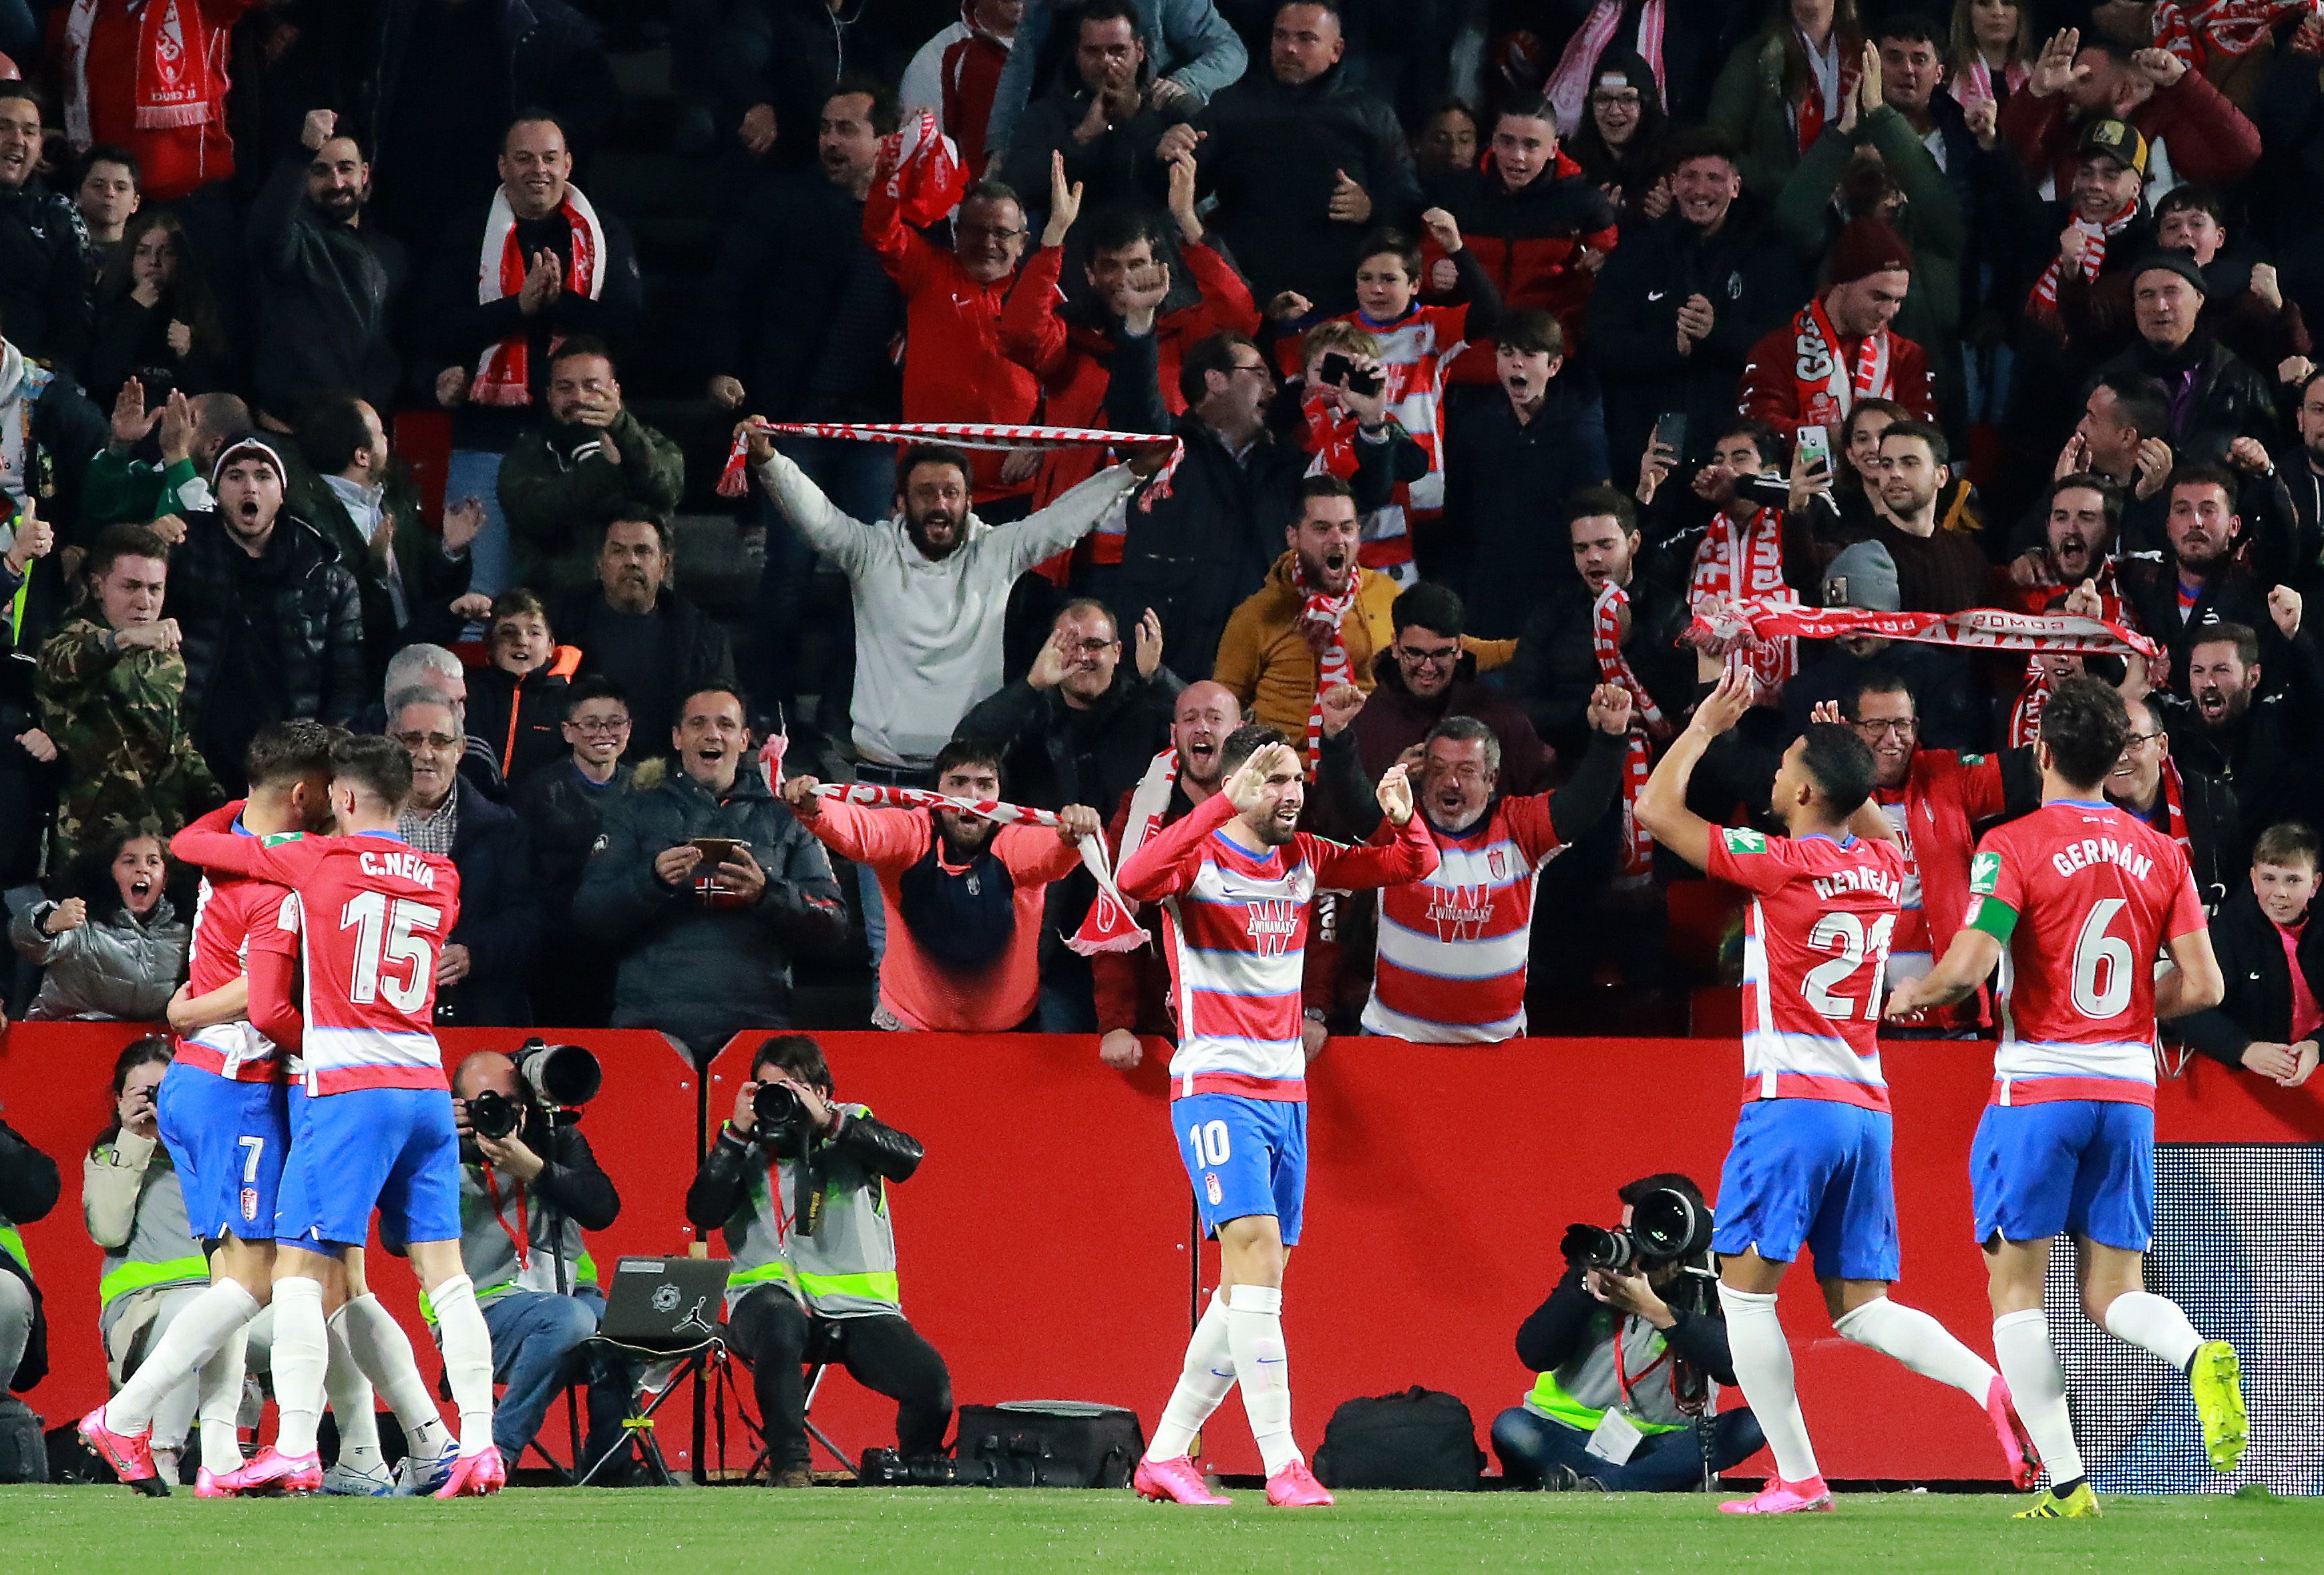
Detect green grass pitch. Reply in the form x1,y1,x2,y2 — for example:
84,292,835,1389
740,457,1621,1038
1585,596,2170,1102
3,1485,2318,1573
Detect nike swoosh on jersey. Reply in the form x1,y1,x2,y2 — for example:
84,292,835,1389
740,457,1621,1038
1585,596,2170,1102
1647,290,1666,301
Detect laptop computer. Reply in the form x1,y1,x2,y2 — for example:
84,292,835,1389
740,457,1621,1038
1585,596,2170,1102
597,1256,729,1349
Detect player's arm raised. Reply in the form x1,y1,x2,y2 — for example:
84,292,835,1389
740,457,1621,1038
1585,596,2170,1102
1633,666,1755,874
1309,763,1441,887
1116,781,1239,901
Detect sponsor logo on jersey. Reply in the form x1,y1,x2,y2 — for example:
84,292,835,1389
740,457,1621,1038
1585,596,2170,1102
1424,883,1495,942
1727,828,1768,855
1970,850,2000,894
1243,899,1298,956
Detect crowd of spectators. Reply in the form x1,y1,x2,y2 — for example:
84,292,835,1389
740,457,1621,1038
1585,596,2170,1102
0,0,2307,1092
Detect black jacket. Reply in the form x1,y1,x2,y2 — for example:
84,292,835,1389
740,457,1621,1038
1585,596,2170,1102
2158,662,2323,865
1439,381,1611,640
1585,204,1801,479
2086,334,2277,469
686,1106,923,1232
247,140,410,417
2176,888,2324,1065
0,1115,58,1391
954,670,1181,814
0,178,89,367
715,0,911,174
1197,59,1422,312
548,584,739,762
572,761,849,1059
437,777,544,1028
1516,1261,1736,1389
1509,569,1696,762
2120,558,2289,687
164,510,368,737
514,755,634,914
2118,762,2244,916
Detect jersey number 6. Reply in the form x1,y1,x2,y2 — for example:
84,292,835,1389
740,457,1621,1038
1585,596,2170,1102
341,890,441,1013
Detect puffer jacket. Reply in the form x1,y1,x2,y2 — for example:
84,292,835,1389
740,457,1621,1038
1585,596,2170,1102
9,896,188,1021
572,759,849,1059
163,509,367,732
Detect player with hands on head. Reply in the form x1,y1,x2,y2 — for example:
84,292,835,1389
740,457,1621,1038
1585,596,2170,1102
1883,676,2241,1519
1635,667,2043,1516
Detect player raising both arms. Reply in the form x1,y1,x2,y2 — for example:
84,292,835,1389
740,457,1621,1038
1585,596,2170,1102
1887,677,2243,1519
161,734,502,1498
1117,725,1438,1508
1637,669,2040,1516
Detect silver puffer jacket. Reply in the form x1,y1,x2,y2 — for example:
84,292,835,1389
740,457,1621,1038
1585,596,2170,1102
9,898,188,1021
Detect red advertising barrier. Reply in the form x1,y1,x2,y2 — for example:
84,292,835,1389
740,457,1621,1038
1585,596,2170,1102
3,1024,2315,1482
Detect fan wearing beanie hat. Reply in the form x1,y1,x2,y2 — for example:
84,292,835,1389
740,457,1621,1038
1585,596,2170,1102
1737,216,1935,443
210,435,290,553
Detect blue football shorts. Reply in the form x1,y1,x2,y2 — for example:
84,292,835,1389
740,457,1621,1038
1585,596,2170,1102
274,1085,461,1250
156,1059,290,1246
1971,1097,2154,1252
1171,1093,1308,1246
1711,1097,1902,1282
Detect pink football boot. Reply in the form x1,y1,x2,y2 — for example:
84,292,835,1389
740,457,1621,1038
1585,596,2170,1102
434,1448,508,1498
1987,1375,2042,1490
77,1406,167,1496
219,1445,323,1495
193,1467,242,1499
1132,1455,1229,1506
1720,1473,1834,1514
1265,1459,1334,1507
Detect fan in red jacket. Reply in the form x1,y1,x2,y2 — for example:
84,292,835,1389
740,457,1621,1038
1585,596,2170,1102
1738,216,1935,443
863,133,1043,508
57,0,256,204
1998,33,2261,195
1417,94,1617,385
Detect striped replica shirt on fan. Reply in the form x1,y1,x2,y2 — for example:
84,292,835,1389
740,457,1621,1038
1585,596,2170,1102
1322,302,1471,574
1706,826,1911,1111
169,818,461,1096
1361,793,1573,1042
1117,792,1438,1098
173,802,293,1082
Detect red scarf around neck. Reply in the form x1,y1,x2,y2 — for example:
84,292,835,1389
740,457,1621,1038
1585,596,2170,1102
1591,582,1665,878
2028,198,2138,319
1293,558,1358,776
1688,508,1799,695
1790,298,1891,431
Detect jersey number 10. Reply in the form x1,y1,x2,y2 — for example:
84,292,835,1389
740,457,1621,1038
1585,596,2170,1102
1803,912,1898,1022
340,890,441,1014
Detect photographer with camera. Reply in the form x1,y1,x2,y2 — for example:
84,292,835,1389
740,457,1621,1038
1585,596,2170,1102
404,1048,634,1480
1491,1175,1764,1493
686,1035,952,1490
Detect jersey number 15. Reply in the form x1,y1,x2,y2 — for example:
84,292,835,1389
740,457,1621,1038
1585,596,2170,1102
341,890,441,1014
1803,912,1897,1022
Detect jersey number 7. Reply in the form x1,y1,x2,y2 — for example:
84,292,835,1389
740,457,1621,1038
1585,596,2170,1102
341,891,441,1013
1803,912,1897,1022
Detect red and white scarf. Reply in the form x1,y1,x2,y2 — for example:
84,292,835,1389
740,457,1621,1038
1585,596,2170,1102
1688,598,2157,661
2027,198,2138,319
1591,583,1666,878
1544,0,1668,136
1689,508,1798,694
2152,760,2193,854
1793,37,1861,154
719,419,1182,506
1954,55,2029,108
2150,0,2308,65
469,184,606,407
1790,299,1891,431
2009,569,2130,744
62,0,227,148
1293,558,1358,776
806,781,1148,956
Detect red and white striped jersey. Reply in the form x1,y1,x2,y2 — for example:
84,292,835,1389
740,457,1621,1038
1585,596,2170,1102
1362,794,1570,1042
174,806,291,1082
168,821,460,1097
1708,827,1911,1111
1326,301,1470,571
1968,800,2206,1107
1117,794,1438,1097
1869,787,1931,979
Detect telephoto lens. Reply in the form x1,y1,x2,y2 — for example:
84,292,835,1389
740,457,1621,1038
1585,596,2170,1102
753,1081,808,1134
1631,1188,1714,1260
467,1088,522,1141
516,1039,602,1109
1559,1222,1640,1271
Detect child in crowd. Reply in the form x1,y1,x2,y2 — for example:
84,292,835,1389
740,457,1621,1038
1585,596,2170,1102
8,830,188,1022
2176,822,2323,1087
466,589,580,787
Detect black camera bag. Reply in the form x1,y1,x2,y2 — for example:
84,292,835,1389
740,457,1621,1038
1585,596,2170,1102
955,1401,1145,1488
1313,1387,1485,1490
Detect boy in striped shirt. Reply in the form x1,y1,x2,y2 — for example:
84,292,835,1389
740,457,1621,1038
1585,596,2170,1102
1117,725,1437,1508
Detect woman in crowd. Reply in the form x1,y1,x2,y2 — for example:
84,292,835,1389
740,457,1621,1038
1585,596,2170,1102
1566,49,1670,220
83,211,232,412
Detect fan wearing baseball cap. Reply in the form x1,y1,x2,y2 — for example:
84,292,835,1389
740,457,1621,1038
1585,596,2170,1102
1737,215,1937,444
2025,120,2153,338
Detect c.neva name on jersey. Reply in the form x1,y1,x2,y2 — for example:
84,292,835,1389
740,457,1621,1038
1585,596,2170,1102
361,848,439,886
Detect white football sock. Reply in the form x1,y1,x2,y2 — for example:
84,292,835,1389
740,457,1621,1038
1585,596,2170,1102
1719,1284,1820,1483
2102,1290,2204,1373
324,1309,384,1473
105,1279,258,1434
1834,1296,2001,1403
338,1292,451,1461
427,1275,497,1456
269,1276,329,1458
1225,1284,1298,1476
194,1323,248,1475
1146,1290,1237,1462
1993,1310,2085,1486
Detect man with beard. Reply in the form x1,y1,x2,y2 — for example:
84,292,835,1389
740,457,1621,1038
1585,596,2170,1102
784,741,1100,1032
550,518,736,764
1832,421,1987,613
2016,375,2172,560
162,437,365,794
2106,691,2239,913
250,110,409,421
1738,216,1935,443
1352,698,1628,1043
2279,371,2324,578
576,686,849,1063
2121,467,2284,680
1999,474,2121,615
2159,618,2323,857
497,339,686,592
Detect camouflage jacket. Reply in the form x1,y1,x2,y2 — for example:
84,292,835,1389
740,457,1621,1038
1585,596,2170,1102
34,615,222,863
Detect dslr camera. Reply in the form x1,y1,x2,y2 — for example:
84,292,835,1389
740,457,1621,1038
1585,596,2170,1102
461,1039,604,1145
1561,1186,1715,1272
751,1081,813,1142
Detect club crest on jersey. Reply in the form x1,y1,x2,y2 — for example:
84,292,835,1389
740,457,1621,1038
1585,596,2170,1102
1204,1172,1223,1206
1488,849,1508,880
1425,883,1494,942
1970,850,2001,894
240,1187,258,1222
1243,899,1298,956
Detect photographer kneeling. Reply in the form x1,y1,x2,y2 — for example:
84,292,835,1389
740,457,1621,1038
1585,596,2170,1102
407,1051,634,1479
1493,1175,1763,1492
687,1035,952,1488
